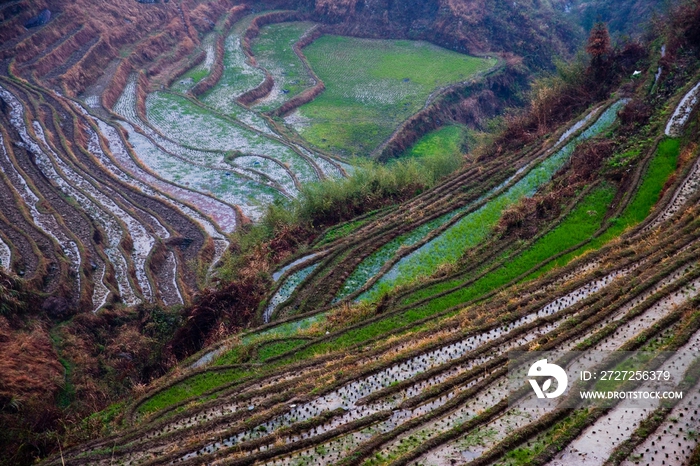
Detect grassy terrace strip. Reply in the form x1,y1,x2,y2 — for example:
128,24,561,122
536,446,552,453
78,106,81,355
360,100,626,301
277,158,521,314
293,36,497,156
128,208,700,422
397,182,615,307
315,214,376,246
527,137,681,279
401,125,467,160
400,132,687,314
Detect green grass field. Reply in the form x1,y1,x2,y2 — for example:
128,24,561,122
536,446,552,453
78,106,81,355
401,125,467,160
293,36,496,157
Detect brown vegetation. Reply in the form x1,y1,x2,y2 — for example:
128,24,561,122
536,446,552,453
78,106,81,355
665,0,700,55
271,81,326,117
237,72,274,106
497,191,565,240
0,321,64,403
498,137,613,241
0,318,63,466
28,27,94,77
0,299,184,465
135,71,149,122
165,50,206,88
102,60,133,110
586,22,612,61
169,222,311,359
482,41,646,162
190,5,248,97
191,35,226,97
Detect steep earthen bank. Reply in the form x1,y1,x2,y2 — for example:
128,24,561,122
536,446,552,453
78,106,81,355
375,56,527,161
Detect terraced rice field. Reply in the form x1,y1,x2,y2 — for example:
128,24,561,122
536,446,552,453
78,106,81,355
201,15,266,111
6,3,700,464
14,9,492,313
171,32,218,94
44,54,700,465
0,79,202,310
289,37,497,156
48,219,700,465
311,102,622,304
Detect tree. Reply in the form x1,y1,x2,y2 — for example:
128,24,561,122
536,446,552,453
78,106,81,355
586,22,611,63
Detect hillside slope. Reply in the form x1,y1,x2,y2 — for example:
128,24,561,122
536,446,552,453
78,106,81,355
0,0,686,464
38,3,700,465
